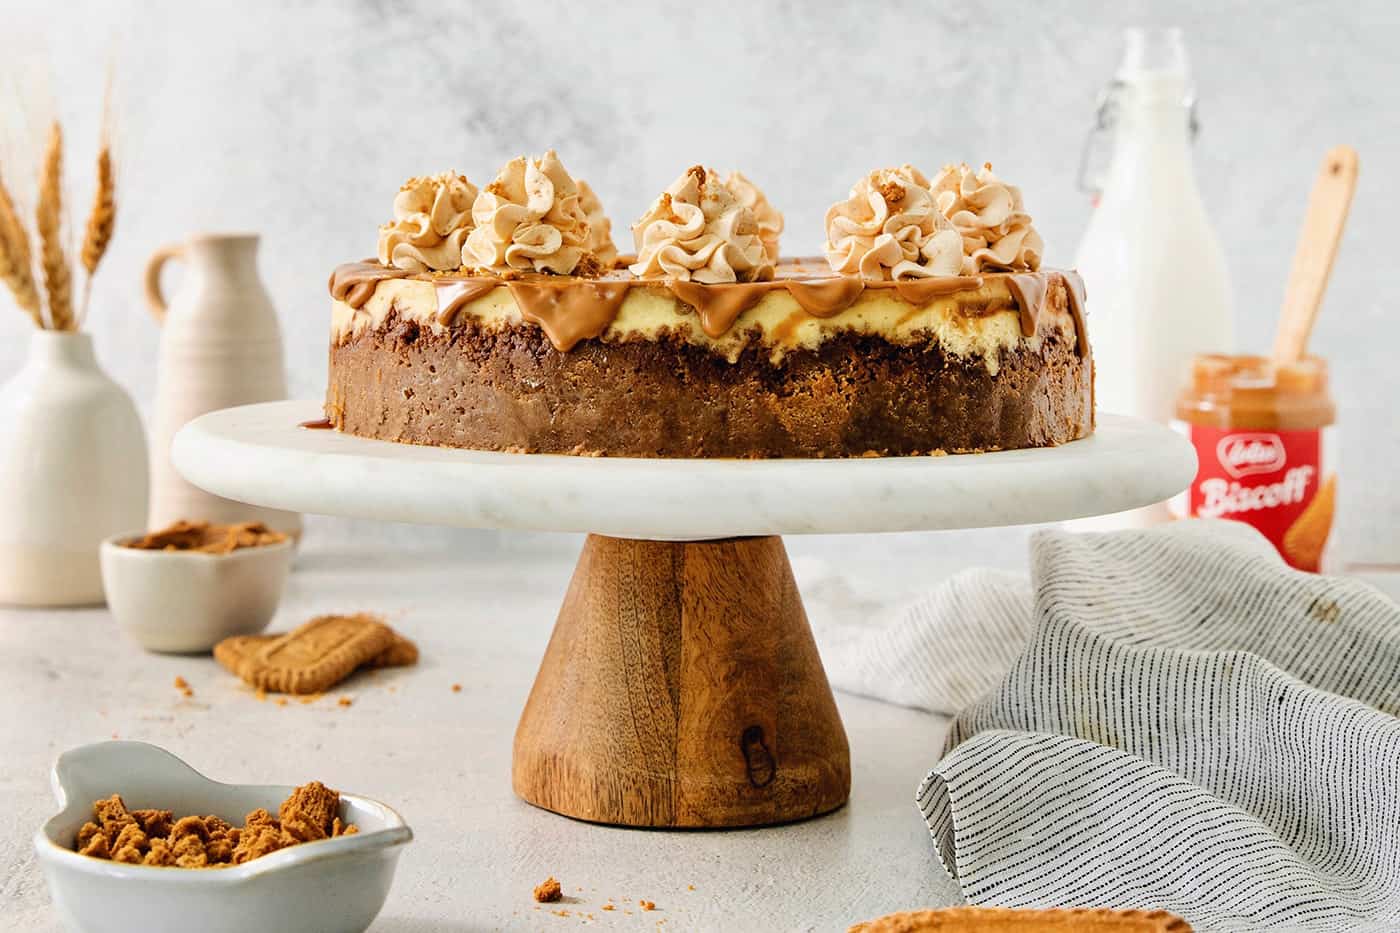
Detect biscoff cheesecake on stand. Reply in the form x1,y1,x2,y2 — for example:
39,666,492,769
326,153,1091,457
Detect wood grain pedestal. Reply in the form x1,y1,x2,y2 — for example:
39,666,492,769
512,534,851,828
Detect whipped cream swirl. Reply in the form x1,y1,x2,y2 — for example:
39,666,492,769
723,171,783,263
930,163,1043,273
823,165,963,281
377,172,479,272
576,179,618,269
464,150,593,275
629,166,774,283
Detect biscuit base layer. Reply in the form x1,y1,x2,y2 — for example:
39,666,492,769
326,319,1092,458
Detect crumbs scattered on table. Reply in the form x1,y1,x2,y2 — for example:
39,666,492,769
173,676,193,698
451,683,462,693
337,696,353,708
640,899,656,911
534,875,563,903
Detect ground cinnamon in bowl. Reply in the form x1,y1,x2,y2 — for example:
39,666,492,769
72,781,357,868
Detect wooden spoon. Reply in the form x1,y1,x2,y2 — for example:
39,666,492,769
1273,145,1359,365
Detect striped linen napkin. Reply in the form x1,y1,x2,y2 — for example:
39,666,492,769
816,519,1400,932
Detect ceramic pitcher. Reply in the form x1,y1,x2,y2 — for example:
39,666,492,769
0,331,148,606
144,233,301,536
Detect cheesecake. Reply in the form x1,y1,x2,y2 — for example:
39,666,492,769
325,154,1092,458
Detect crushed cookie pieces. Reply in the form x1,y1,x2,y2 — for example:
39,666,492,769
124,520,286,554
72,783,355,869
337,696,354,708
640,900,656,911
534,876,563,903
574,254,603,278
451,683,462,693
877,180,906,204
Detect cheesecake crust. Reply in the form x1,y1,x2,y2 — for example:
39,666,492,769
326,313,1091,459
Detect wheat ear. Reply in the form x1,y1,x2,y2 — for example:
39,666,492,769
36,120,73,331
80,71,116,320
0,165,42,328
80,146,114,300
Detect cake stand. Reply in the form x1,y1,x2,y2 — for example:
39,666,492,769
173,401,1195,829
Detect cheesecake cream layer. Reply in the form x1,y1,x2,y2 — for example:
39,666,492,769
329,260,1085,372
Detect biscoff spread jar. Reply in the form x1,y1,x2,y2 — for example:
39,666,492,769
1170,354,1336,571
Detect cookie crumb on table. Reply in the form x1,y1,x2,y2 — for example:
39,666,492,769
451,683,462,693
534,876,563,903
640,900,656,910
338,696,353,707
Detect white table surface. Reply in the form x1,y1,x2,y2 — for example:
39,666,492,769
1,538,963,932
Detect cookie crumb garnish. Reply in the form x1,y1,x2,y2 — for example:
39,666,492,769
534,876,563,903
877,180,906,204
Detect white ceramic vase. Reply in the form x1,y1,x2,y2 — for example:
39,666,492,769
0,331,149,606
144,233,300,536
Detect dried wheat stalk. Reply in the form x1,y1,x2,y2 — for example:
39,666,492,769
79,73,117,320
0,165,42,328
36,120,74,331
81,145,114,278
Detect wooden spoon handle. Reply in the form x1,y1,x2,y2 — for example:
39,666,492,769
1273,145,1359,365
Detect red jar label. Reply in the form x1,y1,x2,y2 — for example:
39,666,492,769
1170,424,1336,572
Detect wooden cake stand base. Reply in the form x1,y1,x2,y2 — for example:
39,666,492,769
512,534,850,827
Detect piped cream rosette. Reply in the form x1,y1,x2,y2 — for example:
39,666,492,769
377,172,479,273
930,162,1043,273
464,150,596,275
629,166,775,283
823,165,964,280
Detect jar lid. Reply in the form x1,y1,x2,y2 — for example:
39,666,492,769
1188,354,1328,396
1179,354,1334,428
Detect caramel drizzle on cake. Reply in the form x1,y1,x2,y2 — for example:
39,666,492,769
327,260,1089,359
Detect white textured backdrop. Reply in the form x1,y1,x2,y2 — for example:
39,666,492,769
2,0,1396,565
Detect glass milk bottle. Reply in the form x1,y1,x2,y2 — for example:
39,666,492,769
1075,27,1235,424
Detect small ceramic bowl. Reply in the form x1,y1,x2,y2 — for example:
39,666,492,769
100,531,293,653
35,742,412,933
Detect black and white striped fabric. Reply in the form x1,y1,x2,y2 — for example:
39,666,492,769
824,520,1400,932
